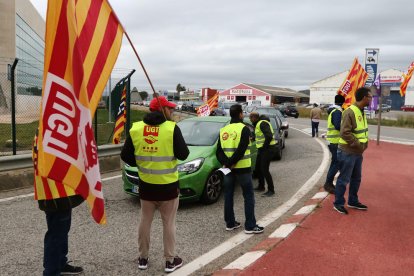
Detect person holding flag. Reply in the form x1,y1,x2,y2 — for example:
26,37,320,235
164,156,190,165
121,96,189,273
35,0,124,274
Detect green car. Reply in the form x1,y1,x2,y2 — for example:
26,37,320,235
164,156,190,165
122,116,257,204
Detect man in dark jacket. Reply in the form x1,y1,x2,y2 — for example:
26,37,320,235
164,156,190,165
121,96,189,273
216,104,264,234
249,112,276,197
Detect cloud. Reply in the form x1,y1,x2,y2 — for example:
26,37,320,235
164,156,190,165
30,0,414,91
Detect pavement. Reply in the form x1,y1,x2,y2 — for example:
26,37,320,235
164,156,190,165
215,140,414,275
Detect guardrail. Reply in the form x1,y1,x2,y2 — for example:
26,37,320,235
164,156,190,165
0,144,123,173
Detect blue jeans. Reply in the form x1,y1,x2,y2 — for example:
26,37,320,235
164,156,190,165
223,172,257,230
43,209,72,276
334,149,363,206
326,144,339,184
311,121,319,137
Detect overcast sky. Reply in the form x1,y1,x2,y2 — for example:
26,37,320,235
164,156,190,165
30,0,413,92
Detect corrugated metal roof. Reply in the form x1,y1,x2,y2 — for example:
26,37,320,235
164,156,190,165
243,83,309,98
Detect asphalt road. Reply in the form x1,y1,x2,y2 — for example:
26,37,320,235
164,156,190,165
0,126,325,275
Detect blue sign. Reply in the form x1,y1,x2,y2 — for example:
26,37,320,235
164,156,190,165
365,64,377,87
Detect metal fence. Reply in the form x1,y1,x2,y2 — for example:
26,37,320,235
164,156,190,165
0,60,136,156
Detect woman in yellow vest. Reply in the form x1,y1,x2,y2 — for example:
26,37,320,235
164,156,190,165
216,104,264,234
121,96,189,272
333,88,371,215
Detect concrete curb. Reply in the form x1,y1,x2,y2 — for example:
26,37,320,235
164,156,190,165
213,189,329,275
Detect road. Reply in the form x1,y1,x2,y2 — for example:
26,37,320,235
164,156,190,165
1,114,411,275
0,126,325,275
290,117,414,145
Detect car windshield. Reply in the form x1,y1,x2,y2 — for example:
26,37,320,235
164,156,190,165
178,120,227,146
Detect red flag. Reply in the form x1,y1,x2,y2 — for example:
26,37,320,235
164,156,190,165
197,92,219,117
338,58,368,108
35,0,124,224
400,62,414,97
112,84,127,144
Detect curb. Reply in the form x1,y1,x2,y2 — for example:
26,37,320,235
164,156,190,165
213,188,330,275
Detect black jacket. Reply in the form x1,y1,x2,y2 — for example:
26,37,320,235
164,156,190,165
254,115,274,150
121,111,189,201
216,118,251,174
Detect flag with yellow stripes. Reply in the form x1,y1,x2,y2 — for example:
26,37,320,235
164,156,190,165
400,62,414,97
337,58,368,109
112,84,127,144
35,0,124,224
197,92,219,117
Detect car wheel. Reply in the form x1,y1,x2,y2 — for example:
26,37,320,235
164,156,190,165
200,171,223,204
273,145,282,161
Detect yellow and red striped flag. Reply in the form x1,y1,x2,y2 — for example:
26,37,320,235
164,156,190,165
337,58,368,109
197,92,219,117
112,84,127,144
400,62,414,97
35,0,124,224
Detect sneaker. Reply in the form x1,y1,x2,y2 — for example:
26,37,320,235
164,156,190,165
138,257,148,270
60,262,83,275
324,183,335,194
244,225,264,234
226,221,241,231
348,202,368,210
333,205,348,215
165,257,183,273
254,186,265,191
261,191,275,197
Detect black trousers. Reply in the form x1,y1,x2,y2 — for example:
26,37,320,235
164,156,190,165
255,147,275,192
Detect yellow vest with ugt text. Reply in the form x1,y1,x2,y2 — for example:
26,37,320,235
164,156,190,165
339,105,368,145
255,120,276,149
326,108,342,144
130,121,178,184
219,123,251,169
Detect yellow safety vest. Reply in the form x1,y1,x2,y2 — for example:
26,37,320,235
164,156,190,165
339,105,368,145
219,123,251,169
130,121,178,184
255,120,277,149
326,108,342,144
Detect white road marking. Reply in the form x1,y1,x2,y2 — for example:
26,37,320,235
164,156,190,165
0,175,122,203
294,204,317,215
269,223,298,239
223,251,267,270
312,192,328,199
171,127,330,276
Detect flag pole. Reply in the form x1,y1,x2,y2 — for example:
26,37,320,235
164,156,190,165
107,1,167,119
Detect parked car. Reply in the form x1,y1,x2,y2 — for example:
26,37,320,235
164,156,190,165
245,106,289,138
269,117,286,160
401,105,414,112
278,104,299,118
122,116,258,204
379,104,391,112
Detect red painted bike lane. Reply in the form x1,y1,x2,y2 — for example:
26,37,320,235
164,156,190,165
240,141,414,275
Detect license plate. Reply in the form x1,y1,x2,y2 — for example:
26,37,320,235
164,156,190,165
131,185,139,194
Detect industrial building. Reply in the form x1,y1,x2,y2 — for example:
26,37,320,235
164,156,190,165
0,0,45,117
310,69,414,110
219,83,309,106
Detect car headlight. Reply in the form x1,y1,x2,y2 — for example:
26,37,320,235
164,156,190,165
177,158,204,174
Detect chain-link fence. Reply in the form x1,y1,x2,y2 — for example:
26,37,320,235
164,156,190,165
0,61,141,156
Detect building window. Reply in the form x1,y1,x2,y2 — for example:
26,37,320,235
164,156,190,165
266,96,269,100
248,96,252,100
227,96,230,100
15,14,45,95
253,96,256,100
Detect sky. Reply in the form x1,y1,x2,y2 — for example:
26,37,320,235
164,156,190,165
30,0,413,92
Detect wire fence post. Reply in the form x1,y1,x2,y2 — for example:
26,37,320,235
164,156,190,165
10,58,19,155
